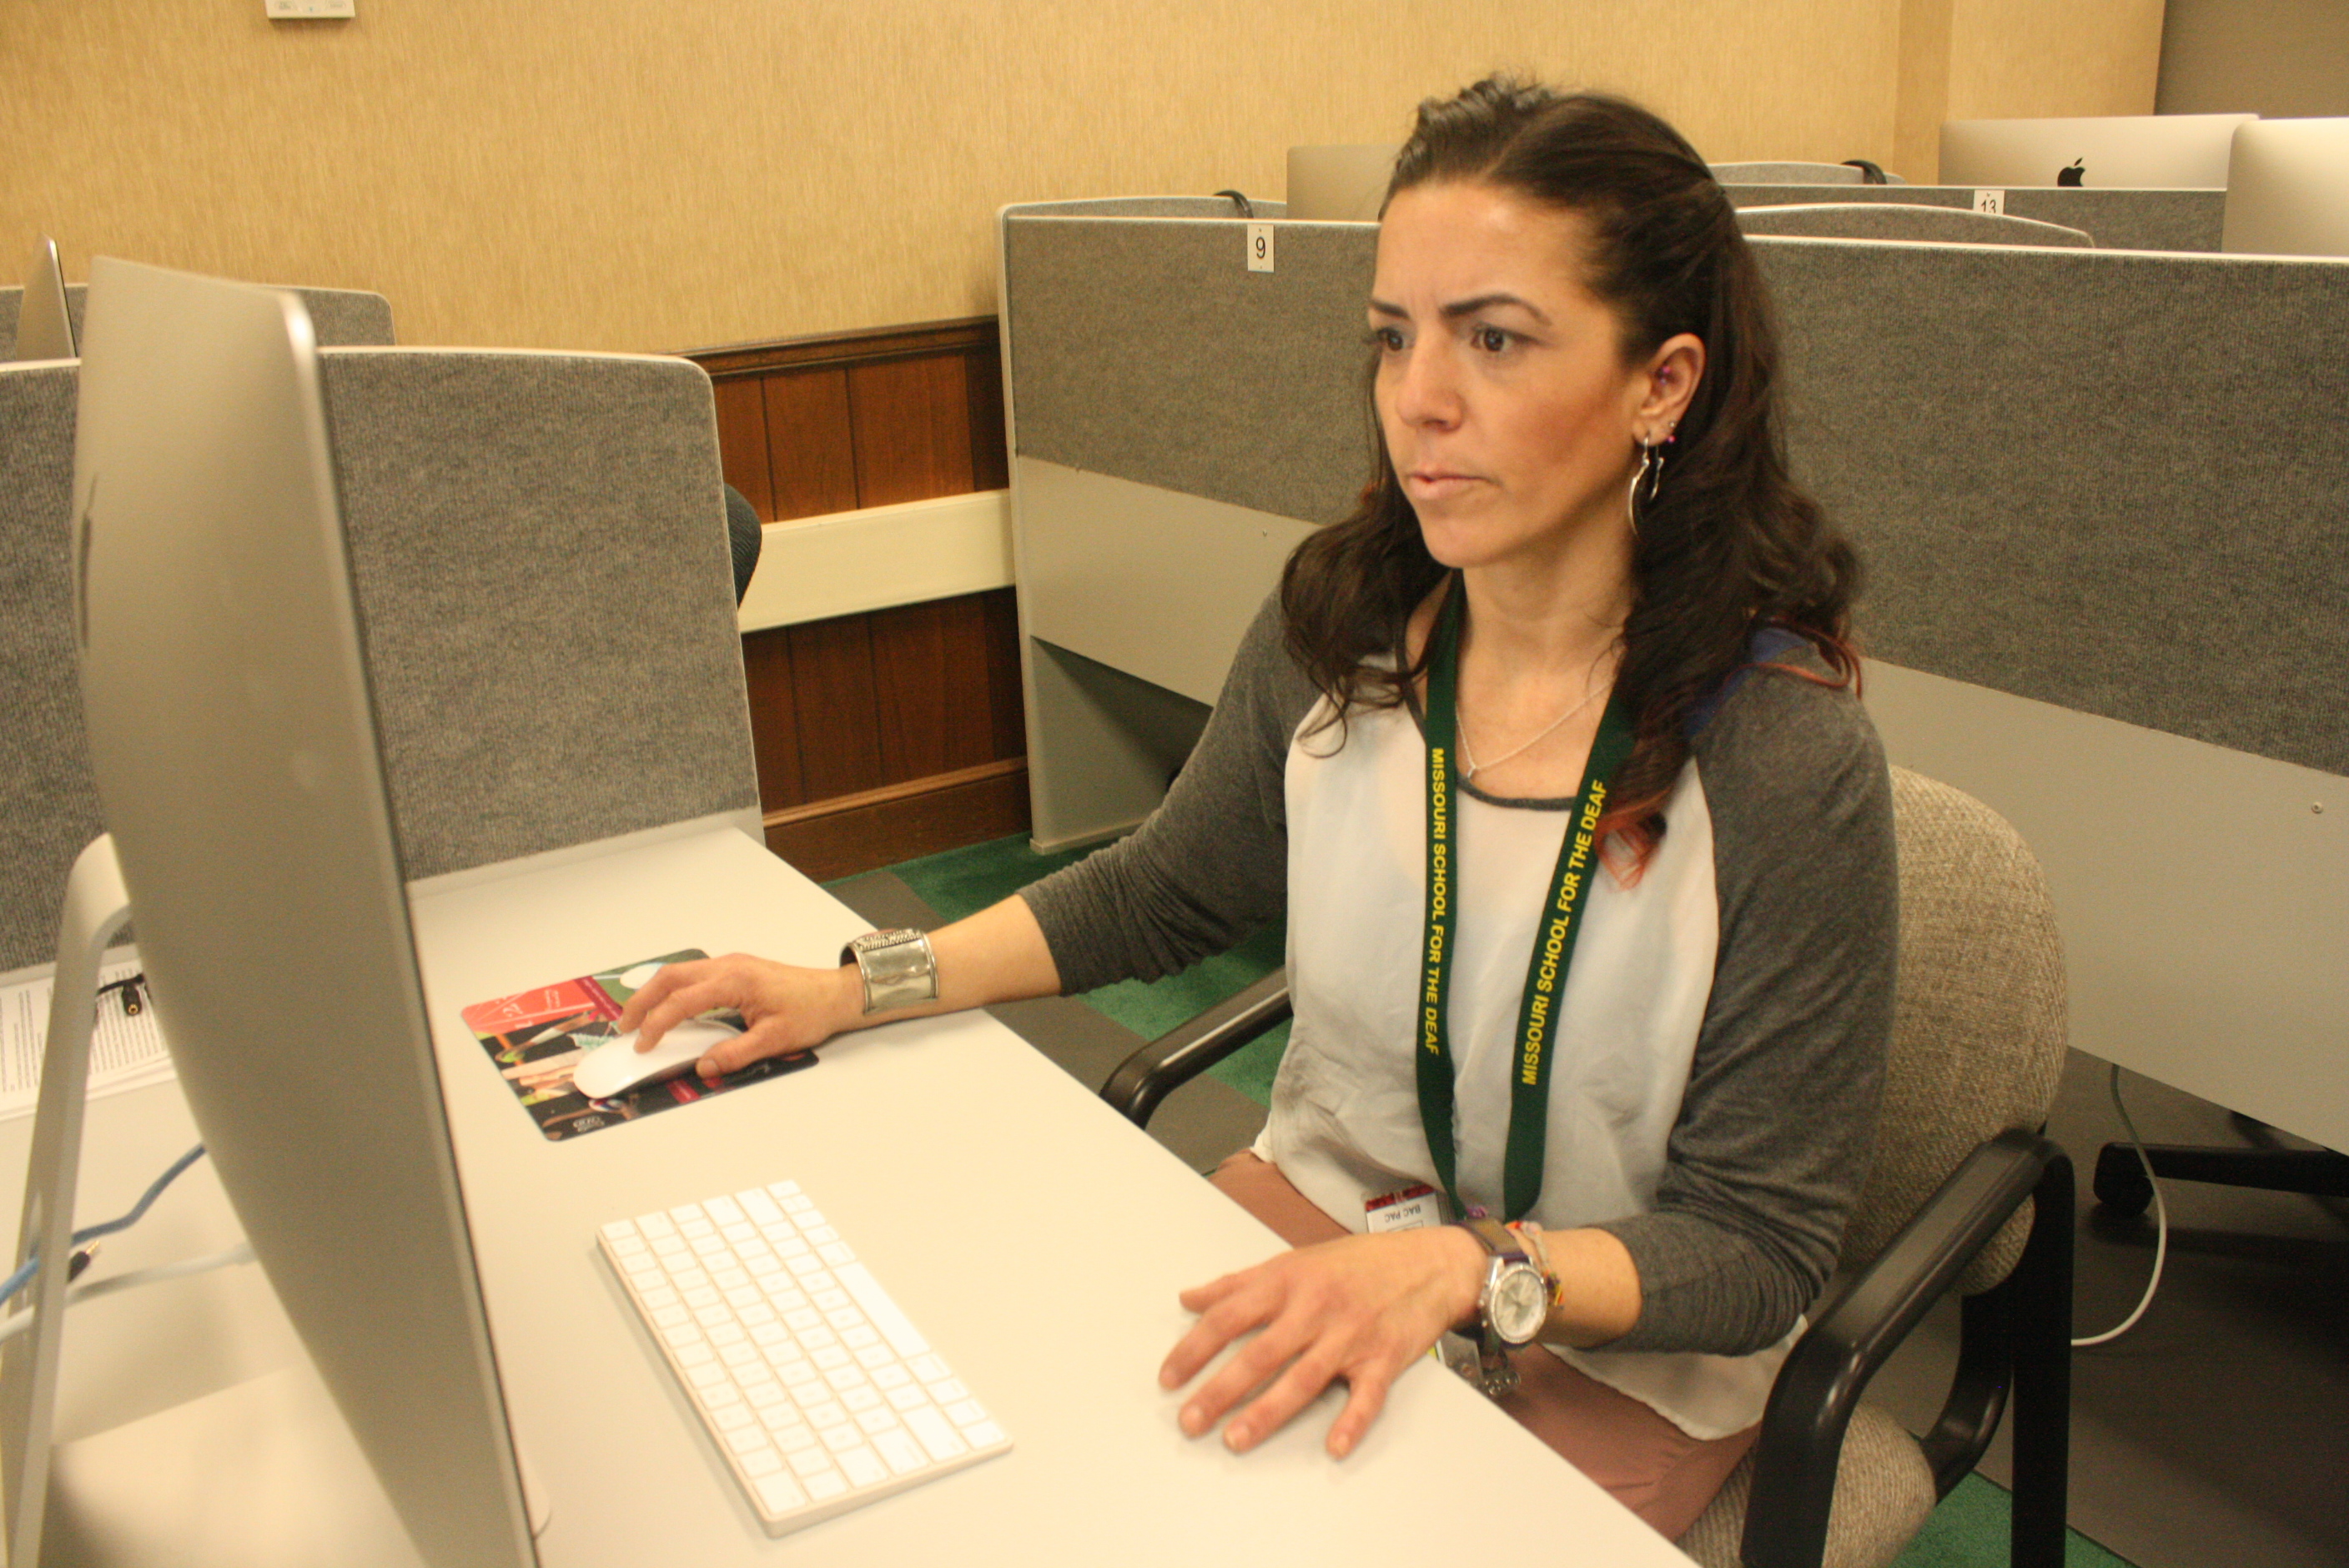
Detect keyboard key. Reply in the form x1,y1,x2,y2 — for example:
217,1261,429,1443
888,1385,930,1412
875,1430,927,1475
839,1446,888,1488
787,1448,832,1479
945,1399,986,1426
742,1447,784,1478
906,1407,968,1461
758,1471,812,1512
821,1424,863,1454
806,1470,848,1501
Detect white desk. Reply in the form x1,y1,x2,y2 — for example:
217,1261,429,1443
15,824,1694,1566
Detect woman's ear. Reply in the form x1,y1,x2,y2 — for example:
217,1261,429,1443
1637,333,1706,439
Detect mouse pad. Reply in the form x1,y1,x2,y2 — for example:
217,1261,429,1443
461,950,817,1142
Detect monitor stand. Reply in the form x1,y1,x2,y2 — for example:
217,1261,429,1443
2,836,135,1568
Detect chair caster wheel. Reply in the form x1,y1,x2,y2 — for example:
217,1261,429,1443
2092,1145,2154,1217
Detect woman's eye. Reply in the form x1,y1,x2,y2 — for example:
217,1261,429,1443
1472,325,1511,353
1368,326,1406,353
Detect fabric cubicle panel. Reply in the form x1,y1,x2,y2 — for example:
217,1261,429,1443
0,284,395,359
1754,238,2349,778
0,348,754,972
1002,212,1375,527
321,349,757,882
0,365,100,974
1737,204,2093,247
1726,185,2225,253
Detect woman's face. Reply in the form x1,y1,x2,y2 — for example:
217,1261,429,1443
1369,180,1669,577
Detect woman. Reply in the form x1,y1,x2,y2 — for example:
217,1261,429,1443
619,79,1895,1538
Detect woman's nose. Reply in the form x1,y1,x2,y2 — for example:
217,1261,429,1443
1390,340,1461,429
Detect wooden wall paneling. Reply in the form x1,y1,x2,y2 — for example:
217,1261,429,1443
964,344,1010,494
845,354,975,509
710,376,773,518
868,596,1001,784
762,367,861,520
762,759,1030,882
785,613,886,800
980,586,1026,761
737,626,806,811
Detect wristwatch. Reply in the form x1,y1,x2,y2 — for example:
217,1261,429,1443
839,929,939,1015
1453,1218,1550,1398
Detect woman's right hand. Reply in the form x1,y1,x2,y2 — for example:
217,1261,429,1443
613,952,862,1078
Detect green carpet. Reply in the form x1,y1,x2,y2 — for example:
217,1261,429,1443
855,832,2137,1568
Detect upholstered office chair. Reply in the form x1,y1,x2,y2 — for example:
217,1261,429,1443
1102,767,2074,1568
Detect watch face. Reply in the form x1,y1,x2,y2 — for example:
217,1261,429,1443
1490,1265,1548,1344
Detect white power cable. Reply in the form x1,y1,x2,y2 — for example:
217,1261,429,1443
0,1241,257,1347
2073,1065,2168,1348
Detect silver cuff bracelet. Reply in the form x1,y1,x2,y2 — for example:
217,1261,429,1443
840,928,939,1015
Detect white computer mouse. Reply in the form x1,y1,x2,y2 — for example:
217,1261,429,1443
570,1017,744,1101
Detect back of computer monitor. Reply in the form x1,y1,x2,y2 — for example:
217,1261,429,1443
1940,113,2256,188
2223,118,2349,257
13,236,75,361
71,258,536,1568
1285,144,1397,222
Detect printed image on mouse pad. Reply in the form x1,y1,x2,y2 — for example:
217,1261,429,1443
461,951,818,1142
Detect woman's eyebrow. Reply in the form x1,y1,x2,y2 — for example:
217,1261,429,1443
1440,292,1547,324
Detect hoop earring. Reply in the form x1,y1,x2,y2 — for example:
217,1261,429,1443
1627,437,1662,536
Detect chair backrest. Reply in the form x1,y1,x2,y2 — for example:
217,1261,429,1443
1738,203,2094,249
1839,767,2068,1293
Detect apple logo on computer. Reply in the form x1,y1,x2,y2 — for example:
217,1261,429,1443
2057,158,2085,188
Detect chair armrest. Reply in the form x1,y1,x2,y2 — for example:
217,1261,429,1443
1099,970,1290,1128
1740,1128,2072,1568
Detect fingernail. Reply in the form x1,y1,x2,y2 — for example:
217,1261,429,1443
1180,1405,1204,1435
1225,1425,1250,1452
1331,1431,1354,1459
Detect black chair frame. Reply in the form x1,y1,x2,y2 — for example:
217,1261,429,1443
1099,970,2073,1568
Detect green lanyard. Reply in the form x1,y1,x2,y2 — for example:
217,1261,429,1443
1416,586,1634,1222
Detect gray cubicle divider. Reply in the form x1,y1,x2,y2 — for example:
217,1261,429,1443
1725,183,2224,253
1002,205,2348,1148
1001,204,1375,846
1753,237,2348,776
1737,203,2093,247
0,347,755,975
0,283,395,359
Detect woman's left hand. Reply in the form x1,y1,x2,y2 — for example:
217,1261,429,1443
1159,1225,1486,1458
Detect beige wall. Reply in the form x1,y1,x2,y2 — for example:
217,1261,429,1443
2158,0,2349,118
3,0,2153,354
1893,0,2165,181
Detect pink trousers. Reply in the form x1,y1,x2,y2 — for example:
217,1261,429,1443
1209,1150,1755,1541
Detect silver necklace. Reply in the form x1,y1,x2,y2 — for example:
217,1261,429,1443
1457,665,1612,781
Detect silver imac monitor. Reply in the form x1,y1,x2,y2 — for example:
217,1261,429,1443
1285,143,1399,222
2222,118,2349,257
1940,113,2256,189
12,235,75,360
70,257,536,1566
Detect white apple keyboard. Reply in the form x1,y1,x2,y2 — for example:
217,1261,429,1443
597,1179,1010,1535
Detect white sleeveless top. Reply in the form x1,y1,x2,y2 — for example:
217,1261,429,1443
1255,696,1796,1439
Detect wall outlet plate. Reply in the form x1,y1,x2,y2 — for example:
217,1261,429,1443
267,0,355,17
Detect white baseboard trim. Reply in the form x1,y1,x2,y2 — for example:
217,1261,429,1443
736,489,1013,632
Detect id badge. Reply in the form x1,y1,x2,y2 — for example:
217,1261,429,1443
1365,1182,1443,1232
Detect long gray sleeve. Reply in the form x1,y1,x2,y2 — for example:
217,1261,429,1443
1019,595,1317,989
1592,661,1897,1354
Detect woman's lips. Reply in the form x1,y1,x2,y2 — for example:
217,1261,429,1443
1403,469,1485,501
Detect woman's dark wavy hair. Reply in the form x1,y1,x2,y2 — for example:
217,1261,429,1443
1279,78,1860,874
